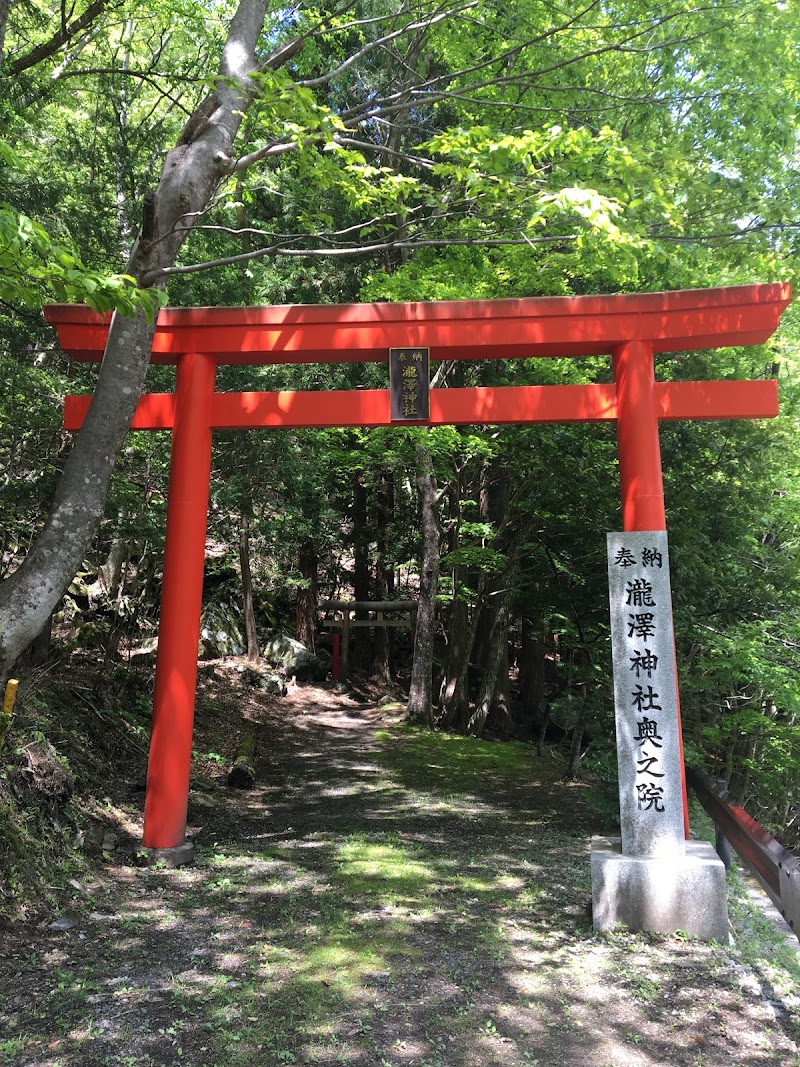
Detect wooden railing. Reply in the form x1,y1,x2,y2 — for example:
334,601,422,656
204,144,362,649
686,767,799,940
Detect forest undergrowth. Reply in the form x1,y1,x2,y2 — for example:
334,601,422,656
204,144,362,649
0,656,798,1067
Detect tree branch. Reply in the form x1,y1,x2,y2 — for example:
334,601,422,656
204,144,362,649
0,0,9,67
29,65,198,114
296,0,481,90
335,1,735,127
146,230,580,281
9,0,123,75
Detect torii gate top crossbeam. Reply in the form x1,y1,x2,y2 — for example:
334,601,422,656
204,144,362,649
44,283,791,365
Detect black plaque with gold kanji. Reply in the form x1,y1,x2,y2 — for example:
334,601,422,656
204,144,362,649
389,347,430,421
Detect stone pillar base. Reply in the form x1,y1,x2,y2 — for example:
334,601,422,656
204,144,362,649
138,841,195,868
591,835,728,942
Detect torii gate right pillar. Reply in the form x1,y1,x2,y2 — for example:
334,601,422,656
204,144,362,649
614,340,667,532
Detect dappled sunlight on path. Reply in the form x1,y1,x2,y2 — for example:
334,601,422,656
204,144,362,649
1,687,797,1067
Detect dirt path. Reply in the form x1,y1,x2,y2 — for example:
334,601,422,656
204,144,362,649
1,683,798,1067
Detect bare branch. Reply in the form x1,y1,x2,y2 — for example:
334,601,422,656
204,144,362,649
231,136,304,171
335,1,733,128
145,209,797,285
147,231,580,281
332,135,435,168
296,0,481,90
232,2,704,178
29,65,198,114
9,0,123,75
0,0,10,66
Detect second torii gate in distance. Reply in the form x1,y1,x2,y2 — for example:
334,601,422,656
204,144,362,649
46,283,791,864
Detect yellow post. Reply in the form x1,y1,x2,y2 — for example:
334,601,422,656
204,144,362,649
0,679,19,751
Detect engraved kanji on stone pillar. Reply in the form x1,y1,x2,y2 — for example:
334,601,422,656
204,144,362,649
607,531,685,858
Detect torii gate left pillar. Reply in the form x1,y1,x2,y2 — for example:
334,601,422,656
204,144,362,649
46,283,791,869
145,353,216,856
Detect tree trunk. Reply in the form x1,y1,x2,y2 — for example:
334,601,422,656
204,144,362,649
439,594,476,731
518,611,547,740
467,578,512,737
295,537,318,652
407,443,440,727
565,685,588,780
239,507,259,663
470,461,511,733
536,702,552,757
0,0,287,687
371,466,394,684
439,476,478,731
227,731,257,788
0,0,9,66
28,615,53,668
351,468,370,670
439,577,488,735
492,626,513,735
98,537,128,604
0,309,158,687
475,459,509,675
474,458,493,669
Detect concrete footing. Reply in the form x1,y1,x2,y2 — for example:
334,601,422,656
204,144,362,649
139,841,195,868
591,835,728,942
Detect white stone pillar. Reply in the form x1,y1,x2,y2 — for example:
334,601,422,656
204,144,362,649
590,530,729,942
606,531,684,857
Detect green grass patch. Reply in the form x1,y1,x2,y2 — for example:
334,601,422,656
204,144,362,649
374,723,555,793
334,833,438,903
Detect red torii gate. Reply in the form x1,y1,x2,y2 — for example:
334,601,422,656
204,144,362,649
45,283,791,861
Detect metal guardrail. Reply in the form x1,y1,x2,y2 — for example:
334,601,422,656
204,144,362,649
686,767,800,940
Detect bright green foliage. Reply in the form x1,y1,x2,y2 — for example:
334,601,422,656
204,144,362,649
0,199,161,316
0,140,161,317
0,0,799,846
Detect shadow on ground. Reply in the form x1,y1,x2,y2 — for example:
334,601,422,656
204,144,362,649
1,688,798,1067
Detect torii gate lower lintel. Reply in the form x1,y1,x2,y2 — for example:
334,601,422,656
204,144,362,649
45,283,791,858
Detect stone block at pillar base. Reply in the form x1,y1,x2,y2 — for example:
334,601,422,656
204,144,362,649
591,836,728,943
139,841,195,868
